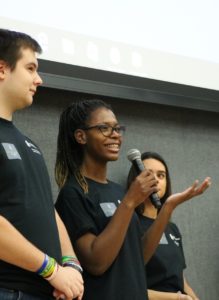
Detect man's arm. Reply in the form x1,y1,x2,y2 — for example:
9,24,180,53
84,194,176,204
54,210,84,300
0,215,44,270
0,214,83,300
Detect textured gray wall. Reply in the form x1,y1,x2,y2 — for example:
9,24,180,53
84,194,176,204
14,87,219,300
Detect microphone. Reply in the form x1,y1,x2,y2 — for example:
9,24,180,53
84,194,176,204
127,149,162,209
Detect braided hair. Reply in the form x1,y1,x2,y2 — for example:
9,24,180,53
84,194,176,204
55,99,112,191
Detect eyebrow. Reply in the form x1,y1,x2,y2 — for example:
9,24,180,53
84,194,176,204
148,169,166,174
90,122,119,126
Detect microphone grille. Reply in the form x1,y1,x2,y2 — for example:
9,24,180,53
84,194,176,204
127,149,141,162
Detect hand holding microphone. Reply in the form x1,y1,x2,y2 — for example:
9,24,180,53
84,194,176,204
127,149,162,209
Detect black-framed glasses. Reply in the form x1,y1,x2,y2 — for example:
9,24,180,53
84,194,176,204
82,124,126,137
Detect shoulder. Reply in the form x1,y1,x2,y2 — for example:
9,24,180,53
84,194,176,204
168,221,182,237
58,176,83,199
55,176,86,215
23,136,38,147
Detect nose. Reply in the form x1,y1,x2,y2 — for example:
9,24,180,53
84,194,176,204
111,128,120,137
34,72,43,86
154,174,159,183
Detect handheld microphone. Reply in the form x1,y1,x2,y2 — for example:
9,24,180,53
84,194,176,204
127,149,162,209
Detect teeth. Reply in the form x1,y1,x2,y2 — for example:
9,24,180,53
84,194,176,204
106,144,119,149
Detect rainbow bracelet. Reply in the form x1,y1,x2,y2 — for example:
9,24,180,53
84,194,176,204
62,255,83,274
37,254,58,280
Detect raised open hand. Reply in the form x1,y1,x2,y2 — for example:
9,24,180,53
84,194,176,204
165,177,211,210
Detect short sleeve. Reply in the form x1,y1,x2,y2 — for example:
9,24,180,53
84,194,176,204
55,184,99,244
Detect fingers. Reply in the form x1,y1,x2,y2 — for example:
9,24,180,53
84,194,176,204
165,176,211,210
53,289,70,300
195,177,211,194
138,170,158,189
125,170,159,208
51,266,84,300
184,177,211,196
189,177,211,197
53,289,83,300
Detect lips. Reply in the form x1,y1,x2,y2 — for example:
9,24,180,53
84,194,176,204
30,89,36,95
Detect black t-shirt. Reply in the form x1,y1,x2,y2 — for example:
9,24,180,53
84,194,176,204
56,176,148,300
0,118,61,298
139,215,186,293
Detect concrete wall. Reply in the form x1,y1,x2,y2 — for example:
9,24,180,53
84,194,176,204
14,87,219,300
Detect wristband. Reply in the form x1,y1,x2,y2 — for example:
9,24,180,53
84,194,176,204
45,263,59,281
62,255,83,274
36,254,57,279
63,261,83,274
36,254,49,274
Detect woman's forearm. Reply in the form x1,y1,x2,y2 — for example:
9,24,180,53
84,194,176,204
184,277,200,300
148,289,180,300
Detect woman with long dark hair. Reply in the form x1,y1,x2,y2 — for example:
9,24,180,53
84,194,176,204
55,99,210,300
127,151,200,300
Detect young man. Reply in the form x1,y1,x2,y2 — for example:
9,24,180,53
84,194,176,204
0,29,84,300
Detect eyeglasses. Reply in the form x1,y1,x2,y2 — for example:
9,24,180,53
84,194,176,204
82,124,126,137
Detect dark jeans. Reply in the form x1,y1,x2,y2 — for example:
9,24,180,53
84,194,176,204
0,288,54,300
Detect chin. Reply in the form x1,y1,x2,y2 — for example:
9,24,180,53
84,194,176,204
27,97,34,106
22,97,33,109
108,154,119,161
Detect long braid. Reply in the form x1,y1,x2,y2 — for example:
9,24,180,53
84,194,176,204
55,99,112,192
74,169,89,194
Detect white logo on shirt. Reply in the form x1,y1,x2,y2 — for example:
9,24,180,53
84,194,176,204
25,140,41,155
100,202,117,217
159,233,168,244
169,233,180,246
